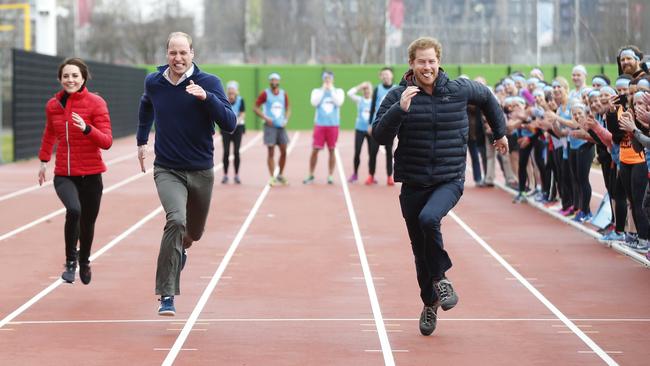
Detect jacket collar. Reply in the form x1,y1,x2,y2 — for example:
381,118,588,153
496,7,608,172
55,86,88,102
399,67,449,93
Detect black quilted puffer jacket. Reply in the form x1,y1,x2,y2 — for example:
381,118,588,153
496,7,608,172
372,69,506,186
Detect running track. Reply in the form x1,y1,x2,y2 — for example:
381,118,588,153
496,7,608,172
0,132,647,365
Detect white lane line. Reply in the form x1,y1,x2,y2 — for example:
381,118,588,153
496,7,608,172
154,348,197,351
161,132,299,366
579,351,623,354
494,181,650,267
10,317,650,325
0,152,134,203
0,206,163,330
0,135,262,329
335,148,394,366
365,350,409,353
449,211,619,366
0,134,261,244
0,133,224,203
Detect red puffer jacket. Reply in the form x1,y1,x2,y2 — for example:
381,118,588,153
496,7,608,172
39,87,113,176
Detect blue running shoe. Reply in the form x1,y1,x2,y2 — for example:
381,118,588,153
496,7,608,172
601,231,625,242
572,211,585,222
158,296,175,316
580,212,593,223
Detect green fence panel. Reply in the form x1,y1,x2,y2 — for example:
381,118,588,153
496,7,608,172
140,63,620,130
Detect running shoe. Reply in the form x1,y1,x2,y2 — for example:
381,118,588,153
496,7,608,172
234,175,241,184
302,175,315,185
327,175,334,185
364,175,377,185
79,263,92,285
221,176,229,184
434,277,459,311
512,193,526,203
580,212,593,223
559,206,574,216
627,238,649,253
572,211,585,222
625,232,639,245
387,176,395,186
61,261,76,283
181,249,187,271
600,231,625,242
348,173,358,183
275,175,289,185
268,176,278,186
419,304,438,336
158,296,176,316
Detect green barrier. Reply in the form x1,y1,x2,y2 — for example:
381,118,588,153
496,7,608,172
141,63,620,130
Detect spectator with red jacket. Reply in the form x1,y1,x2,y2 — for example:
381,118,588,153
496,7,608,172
38,57,113,285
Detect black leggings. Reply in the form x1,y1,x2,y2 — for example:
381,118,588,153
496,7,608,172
369,137,394,176
568,143,594,214
518,136,546,193
222,125,244,174
53,174,103,264
619,162,649,240
353,130,374,175
554,148,573,210
611,166,628,233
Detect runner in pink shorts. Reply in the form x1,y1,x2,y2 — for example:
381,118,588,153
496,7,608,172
303,70,345,185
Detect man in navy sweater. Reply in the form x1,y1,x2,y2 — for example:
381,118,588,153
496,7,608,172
137,32,236,316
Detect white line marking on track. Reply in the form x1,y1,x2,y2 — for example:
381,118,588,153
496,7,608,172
161,132,300,366
9,317,650,325
0,207,163,329
449,211,619,366
0,135,260,244
0,135,263,329
154,348,197,351
0,151,137,203
558,330,600,334
335,148,395,366
578,351,623,354
365,350,409,353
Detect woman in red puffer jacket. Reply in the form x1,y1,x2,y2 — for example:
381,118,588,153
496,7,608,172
38,57,112,286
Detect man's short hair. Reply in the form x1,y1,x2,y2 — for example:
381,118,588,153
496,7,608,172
167,32,193,50
380,66,393,73
407,37,442,62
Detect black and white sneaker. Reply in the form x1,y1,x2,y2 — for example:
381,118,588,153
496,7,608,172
61,261,76,283
434,277,459,311
419,305,438,336
79,263,92,285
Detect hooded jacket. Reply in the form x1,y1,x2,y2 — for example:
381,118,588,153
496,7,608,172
372,69,506,186
39,87,113,176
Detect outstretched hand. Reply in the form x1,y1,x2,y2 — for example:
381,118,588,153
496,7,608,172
186,80,207,100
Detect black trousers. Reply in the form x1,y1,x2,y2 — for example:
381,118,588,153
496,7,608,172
222,125,244,174
53,174,103,264
554,148,573,210
611,165,628,232
568,143,594,214
517,136,546,193
353,130,374,175
619,162,650,240
399,180,464,306
369,137,394,176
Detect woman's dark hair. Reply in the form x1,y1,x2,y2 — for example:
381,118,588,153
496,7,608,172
57,58,91,89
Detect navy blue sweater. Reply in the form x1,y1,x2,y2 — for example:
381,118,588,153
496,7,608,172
137,64,237,170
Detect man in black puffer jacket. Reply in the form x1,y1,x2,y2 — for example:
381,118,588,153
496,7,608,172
372,37,508,336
